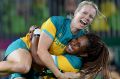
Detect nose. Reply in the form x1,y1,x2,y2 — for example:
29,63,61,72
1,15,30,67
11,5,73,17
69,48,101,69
85,15,90,22
71,40,78,46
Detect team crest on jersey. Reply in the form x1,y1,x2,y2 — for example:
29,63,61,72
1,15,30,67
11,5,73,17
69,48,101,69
54,38,65,48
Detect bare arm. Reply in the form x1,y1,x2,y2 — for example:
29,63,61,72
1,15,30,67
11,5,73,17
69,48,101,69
31,32,81,79
30,34,46,74
30,35,43,65
29,25,43,66
30,26,81,79
37,32,63,78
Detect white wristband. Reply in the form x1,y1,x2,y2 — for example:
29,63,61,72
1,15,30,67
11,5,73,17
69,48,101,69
33,29,40,35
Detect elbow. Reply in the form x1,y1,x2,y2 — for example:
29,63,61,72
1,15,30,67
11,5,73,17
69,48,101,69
36,49,40,59
36,49,43,57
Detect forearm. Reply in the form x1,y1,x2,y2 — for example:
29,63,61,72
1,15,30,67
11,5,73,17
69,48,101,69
37,32,63,78
31,35,44,65
37,50,62,78
31,41,59,74
30,28,45,66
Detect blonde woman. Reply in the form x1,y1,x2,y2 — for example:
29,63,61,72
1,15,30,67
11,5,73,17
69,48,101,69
36,1,100,79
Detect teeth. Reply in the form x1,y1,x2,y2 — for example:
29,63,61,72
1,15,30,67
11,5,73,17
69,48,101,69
82,20,86,24
68,45,73,52
80,20,87,25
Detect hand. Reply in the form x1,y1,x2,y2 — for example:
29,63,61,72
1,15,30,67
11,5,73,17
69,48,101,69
57,72,80,79
64,72,80,79
29,25,38,40
29,25,37,33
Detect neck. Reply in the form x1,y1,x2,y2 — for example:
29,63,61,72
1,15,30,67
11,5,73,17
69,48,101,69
70,25,79,35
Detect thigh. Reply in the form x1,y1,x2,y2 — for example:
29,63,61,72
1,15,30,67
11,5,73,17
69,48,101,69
14,78,26,79
10,69,40,79
10,73,26,79
7,48,32,67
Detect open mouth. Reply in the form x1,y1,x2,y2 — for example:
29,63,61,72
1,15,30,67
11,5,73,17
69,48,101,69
80,20,87,26
68,45,73,52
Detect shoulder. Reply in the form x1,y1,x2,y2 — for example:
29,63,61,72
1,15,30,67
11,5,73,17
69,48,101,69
50,16,65,21
50,16,71,29
73,29,86,39
50,16,67,25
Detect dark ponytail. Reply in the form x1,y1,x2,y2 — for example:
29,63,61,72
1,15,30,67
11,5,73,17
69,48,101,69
79,33,110,79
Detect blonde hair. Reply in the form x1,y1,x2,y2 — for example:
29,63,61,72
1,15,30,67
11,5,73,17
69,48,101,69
74,1,99,16
74,0,108,30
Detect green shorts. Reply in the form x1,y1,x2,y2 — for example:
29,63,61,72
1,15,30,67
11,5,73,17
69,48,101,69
10,68,40,79
3,38,28,60
3,39,40,79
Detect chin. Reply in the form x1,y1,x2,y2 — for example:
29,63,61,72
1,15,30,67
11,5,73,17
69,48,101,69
65,49,69,52
66,49,72,54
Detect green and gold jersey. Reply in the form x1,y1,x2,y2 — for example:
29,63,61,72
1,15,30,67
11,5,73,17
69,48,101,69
53,54,83,72
21,16,85,55
40,16,85,55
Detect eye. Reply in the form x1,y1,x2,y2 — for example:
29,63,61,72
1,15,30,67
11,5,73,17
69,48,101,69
89,15,94,19
75,43,81,47
71,39,77,42
83,11,88,15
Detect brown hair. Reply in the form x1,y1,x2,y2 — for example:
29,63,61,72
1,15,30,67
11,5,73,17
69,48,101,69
78,33,110,79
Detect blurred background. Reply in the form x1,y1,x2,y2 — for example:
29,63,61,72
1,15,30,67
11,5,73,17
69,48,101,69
0,0,120,79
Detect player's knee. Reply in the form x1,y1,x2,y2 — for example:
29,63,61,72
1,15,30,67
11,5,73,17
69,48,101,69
14,63,31,74
22,64,31,74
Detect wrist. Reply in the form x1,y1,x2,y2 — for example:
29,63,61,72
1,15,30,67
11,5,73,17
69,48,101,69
33,34,40,37
55,71,63,78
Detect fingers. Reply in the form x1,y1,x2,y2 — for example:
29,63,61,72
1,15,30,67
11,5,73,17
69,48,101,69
29,25,38,33
64,72,80,79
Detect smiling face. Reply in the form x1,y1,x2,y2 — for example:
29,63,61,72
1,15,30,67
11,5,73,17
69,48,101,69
65,36,88,57
71,5,96,31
